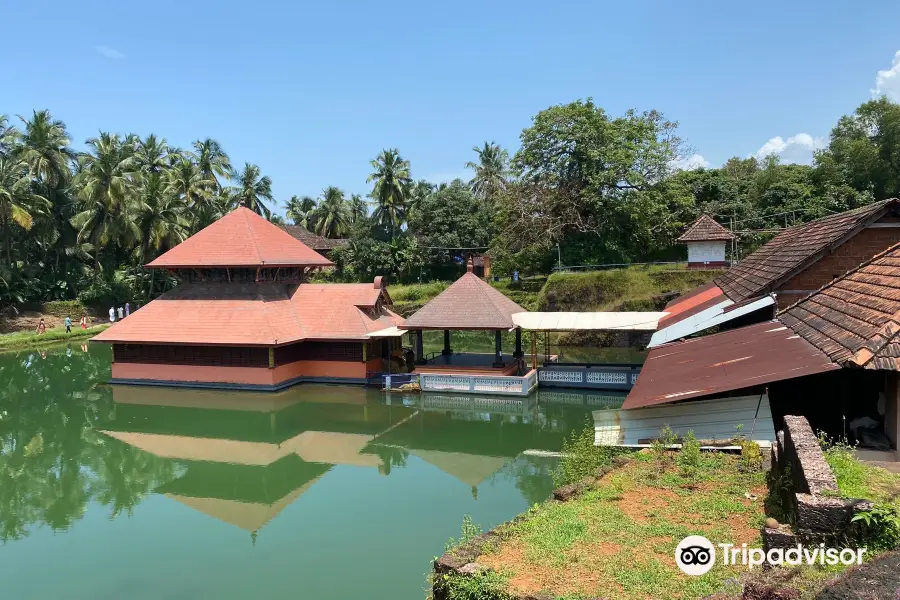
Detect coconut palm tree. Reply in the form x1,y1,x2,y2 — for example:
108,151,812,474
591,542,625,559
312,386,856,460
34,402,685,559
284,195,317,226
313,186,350,238
193,138,232,192
0,156,50,263
367,149,411,239
134,134,170,174
229,163,273,218
465,141,509,201
70,133,139,267
135,172,188,263
15,110,75,190
0,114,19,154
166,155,212,221
349,193,367,224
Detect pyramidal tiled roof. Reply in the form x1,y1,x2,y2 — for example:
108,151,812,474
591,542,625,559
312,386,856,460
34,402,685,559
779,241,900,371
677,215,734,242
147,207,334,268
405,272,526,329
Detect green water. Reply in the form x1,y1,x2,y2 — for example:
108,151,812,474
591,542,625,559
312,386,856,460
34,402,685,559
0,343,620,599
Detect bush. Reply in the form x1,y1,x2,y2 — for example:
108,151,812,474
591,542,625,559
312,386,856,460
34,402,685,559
852,504,900,551
650,424,678,474
554,419,614,486
41,300,87,318
677,430,702,487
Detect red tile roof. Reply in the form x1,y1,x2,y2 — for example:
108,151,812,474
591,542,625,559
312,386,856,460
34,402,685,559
677,215,734,242
623,321,839,409
656,282,728,329
779,241,900,370
92,281,404,346
281,225,348,251
715,199,899,302
147,207,334,269
405,272,526,329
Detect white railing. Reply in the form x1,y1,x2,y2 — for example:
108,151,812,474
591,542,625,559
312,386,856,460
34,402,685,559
419,369,537,397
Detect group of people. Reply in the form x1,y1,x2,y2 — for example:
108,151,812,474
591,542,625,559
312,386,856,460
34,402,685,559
35,314,89,335
108,303,132,323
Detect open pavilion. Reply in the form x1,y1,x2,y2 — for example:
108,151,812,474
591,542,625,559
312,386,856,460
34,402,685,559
404,260,526,376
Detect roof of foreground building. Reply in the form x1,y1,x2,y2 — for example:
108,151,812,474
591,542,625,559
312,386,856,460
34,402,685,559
677,215,734,242
405,271,526,330
147,207,334,269
714,199,899,302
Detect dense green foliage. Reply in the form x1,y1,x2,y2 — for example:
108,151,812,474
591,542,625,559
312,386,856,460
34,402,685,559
4,96,900,309
554,419,615,486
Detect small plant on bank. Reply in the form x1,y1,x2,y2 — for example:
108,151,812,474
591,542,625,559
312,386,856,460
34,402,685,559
436,570,511,600
677,430,702,487
553,418,613,487
650,424,677,477
733,424,764,473
445,515,483,552
852,504,900,551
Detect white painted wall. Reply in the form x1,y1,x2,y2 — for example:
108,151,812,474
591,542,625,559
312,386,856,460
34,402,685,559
687,241,726,264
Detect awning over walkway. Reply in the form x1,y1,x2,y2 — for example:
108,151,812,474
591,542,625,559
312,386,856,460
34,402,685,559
624,320,840,410
366,326,408,338
511,311,667,331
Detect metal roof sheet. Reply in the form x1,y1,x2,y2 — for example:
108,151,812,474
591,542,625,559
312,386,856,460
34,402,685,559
623,320,839,410
147,207,334,268
648,294,775,347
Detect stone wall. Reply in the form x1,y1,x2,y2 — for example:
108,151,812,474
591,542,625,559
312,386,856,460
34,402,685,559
765,415,872,550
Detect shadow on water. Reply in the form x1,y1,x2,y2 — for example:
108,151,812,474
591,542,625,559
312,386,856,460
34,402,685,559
0,343,623,598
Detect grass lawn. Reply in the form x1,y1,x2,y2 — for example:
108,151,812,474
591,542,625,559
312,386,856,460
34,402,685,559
824,443,900,503
0,324,109,352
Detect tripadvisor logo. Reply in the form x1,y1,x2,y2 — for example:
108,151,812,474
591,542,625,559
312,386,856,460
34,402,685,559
675,535,866,575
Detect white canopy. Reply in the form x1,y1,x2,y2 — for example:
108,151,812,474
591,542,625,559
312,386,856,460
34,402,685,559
365,326,408,338
511,312,667,331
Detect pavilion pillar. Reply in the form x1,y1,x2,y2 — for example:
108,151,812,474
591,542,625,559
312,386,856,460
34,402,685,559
415,330,425,364
513,328,523,359
442,330,452,356
493,330,503,367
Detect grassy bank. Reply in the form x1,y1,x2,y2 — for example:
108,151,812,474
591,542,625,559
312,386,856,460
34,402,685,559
0,324,109,352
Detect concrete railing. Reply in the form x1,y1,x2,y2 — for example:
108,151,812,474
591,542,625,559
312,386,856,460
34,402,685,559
537,364,640,390
419,369,537,397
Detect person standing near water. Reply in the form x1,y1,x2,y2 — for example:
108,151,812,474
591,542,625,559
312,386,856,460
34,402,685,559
36,318,46,335
109,307,116,322
125,302,130,318
80,314,87,329
117,306,124,320
64,316,72,333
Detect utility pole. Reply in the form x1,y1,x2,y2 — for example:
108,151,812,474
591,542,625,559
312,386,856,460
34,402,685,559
556,243,562,270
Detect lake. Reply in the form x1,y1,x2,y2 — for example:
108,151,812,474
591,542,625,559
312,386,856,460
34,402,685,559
0,343,621,599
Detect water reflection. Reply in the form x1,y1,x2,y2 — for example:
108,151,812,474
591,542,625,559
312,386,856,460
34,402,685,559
0,344,618,598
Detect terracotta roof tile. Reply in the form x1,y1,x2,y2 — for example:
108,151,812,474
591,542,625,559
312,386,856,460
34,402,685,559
715,199,899,302
677,215,734,242
281,225,348,251
147,207,333,268
405,272,526,329
657,282,728,329
92,281,405,345
779,241,900,370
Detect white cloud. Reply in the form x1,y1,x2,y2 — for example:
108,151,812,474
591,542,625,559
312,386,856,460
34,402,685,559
94,45,126,60
754,133,826,165
873,50,900,102
671,153,710,171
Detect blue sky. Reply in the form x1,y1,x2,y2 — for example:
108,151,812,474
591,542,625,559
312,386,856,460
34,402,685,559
6,0,900,207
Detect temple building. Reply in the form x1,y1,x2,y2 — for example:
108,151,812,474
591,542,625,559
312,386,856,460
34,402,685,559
92,207,405,390
677,214,733,269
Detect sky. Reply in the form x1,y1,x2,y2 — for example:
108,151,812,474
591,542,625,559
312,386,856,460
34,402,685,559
6,0,900,209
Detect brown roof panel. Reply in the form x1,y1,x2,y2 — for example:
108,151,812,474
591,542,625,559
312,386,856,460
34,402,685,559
677,215,734,242
147,207,334,269
92,281,405,345
405,272,526,329
779,241,900,370
281,225,348,251
715,199,898,302
623,320,839,409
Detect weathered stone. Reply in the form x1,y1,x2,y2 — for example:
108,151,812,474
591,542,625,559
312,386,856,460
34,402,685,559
457,562,484,575
795,493,872,535
764,517,779,529
552,483,583,502
761,525,798,552
782,415,838,496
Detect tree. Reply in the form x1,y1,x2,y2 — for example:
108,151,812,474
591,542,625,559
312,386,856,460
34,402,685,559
192,138,232,192
16,110,75,190
134,134,170,174
166,155,212,225
367,149,411,239
407,179,492,279
70,133,139,267
0,156,49,263
284,195,317,226
349,193,367,224
229,163,273,218
313,186,350,238
465,142,509,201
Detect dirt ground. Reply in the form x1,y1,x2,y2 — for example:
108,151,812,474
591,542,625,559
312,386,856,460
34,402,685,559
0,311,103,334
